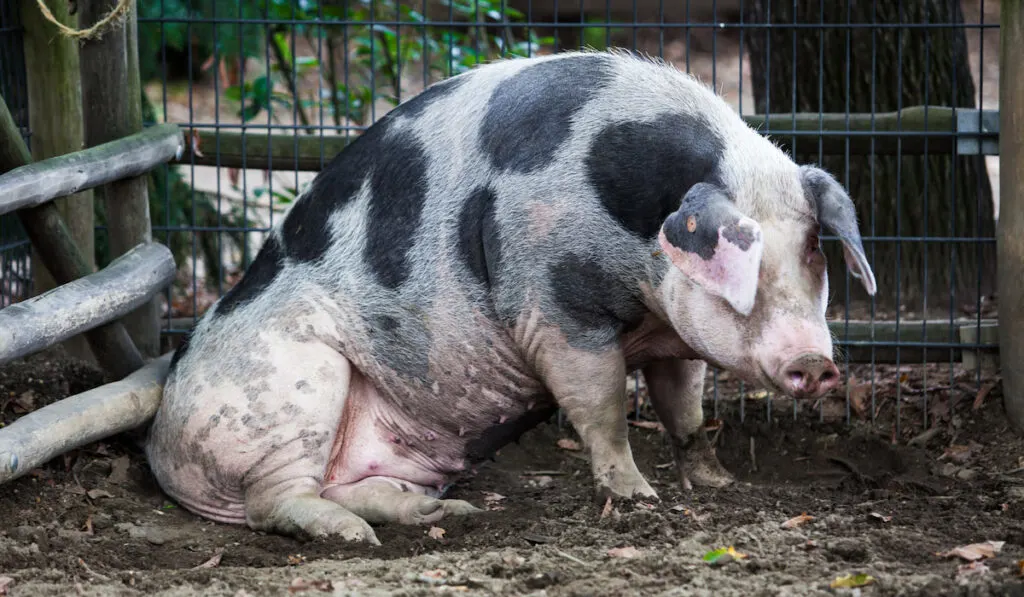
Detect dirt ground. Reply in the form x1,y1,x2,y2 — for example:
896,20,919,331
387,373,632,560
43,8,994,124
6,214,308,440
1,348,1022,596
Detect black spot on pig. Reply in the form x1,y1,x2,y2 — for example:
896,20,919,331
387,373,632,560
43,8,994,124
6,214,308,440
395,75,468,119
547,254,647,350
457,186,503,290
214,235,285,316
662,183,744,261
363,131,430,289
465,403,557,464
369,312,431,381
281,112,402,263
480,54,613,173
586,112,725,239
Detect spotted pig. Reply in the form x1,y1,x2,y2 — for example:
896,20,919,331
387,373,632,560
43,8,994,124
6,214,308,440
146,50,877,544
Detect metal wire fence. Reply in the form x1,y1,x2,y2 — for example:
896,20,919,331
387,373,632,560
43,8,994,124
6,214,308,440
0,0,31,309
2,0,1004,437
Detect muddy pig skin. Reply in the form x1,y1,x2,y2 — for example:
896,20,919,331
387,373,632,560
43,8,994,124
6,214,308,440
145,50,877,544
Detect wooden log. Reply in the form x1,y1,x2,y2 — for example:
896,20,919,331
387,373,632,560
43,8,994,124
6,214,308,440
0,93,145,379
0,352,172,485
172,106,991,172
81,0,161,358
20,0,96,363
0,124,184,216
0,242,176,364
999,0,1024,434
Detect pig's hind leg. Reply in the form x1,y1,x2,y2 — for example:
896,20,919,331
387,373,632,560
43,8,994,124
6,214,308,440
322,478,481,525
643,359,734,489
240,344,380,544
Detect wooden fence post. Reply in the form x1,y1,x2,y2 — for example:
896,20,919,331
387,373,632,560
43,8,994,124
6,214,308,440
999,0,1024,434
79,0,160,358
19,0,96,363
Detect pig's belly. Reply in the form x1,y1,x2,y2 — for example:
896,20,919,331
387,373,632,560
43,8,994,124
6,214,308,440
324,337,553,495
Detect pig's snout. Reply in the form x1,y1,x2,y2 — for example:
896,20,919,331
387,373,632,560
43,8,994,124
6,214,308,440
779,353,839,399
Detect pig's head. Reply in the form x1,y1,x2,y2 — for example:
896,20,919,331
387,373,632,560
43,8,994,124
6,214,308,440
655,166,876,400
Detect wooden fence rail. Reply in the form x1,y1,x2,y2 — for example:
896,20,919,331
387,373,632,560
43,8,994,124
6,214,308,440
172,106,998,172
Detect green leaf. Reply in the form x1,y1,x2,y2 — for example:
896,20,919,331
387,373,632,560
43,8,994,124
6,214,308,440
830,574,875,589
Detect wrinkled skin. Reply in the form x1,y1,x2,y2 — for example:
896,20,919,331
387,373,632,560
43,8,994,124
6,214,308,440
145,50,877,545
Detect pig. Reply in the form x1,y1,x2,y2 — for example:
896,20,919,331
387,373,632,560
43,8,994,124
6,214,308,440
145,49,877,545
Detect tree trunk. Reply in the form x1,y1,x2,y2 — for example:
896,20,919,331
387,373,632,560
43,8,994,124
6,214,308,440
743,0,996,314
20,0,96,363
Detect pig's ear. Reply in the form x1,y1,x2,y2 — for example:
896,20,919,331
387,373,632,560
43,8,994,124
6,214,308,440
658,183,764,316
800,166,878,296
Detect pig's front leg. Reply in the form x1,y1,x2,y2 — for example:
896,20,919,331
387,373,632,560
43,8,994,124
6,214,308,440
540,346,658,502
643,359,735,490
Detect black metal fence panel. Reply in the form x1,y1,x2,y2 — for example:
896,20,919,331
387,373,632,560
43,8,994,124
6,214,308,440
0,0,32,308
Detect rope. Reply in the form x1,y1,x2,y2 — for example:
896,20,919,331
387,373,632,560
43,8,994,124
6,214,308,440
34,0,133,41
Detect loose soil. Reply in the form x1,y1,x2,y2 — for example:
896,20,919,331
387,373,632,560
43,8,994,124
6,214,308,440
1,348,1022,596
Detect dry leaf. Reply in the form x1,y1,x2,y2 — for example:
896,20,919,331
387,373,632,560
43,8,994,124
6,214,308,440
189,129,204,158
0,576,12,596
607,546,641,559
192,548,225,570
628,420,665,431
937,540,1004,561
940,443,982,464
87,489,114,500
288,577,334,593
868,512,893,523
1017,560,1024,576
287,554,307,566
847,381,872,419
108,455,131,485
600,496,614,519
482,492,506,505
703,418,723,431
12,390,35,413
557,438,582,451
780,513,814,529
428,526,446,540
973,381,997,410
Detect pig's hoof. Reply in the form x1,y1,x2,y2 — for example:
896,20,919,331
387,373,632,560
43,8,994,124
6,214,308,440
678,450,735,490
596,475,659,504
313,512,381,545
441,499,483,517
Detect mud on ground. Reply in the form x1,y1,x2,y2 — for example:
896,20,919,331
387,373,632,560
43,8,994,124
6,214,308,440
1,348,1023,596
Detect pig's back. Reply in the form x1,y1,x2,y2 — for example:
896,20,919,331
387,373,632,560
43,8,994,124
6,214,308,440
202,50,754,393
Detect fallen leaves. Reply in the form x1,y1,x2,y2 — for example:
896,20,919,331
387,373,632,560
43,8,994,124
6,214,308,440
599,496,614,519
628,420,665,431
702,546,747,566
938,441,983,465
87,489,114,500
830,573,875,589
607,546,641,559
428,526,446,540
556,438,582,451
192,548,225,570
780,513,814,529
868,512,893,523
937,540,1004,561
482,492,506,510
973,381,997,410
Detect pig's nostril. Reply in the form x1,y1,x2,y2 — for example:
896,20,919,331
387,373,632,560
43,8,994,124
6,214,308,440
819,370,836,384
787,370,806,388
